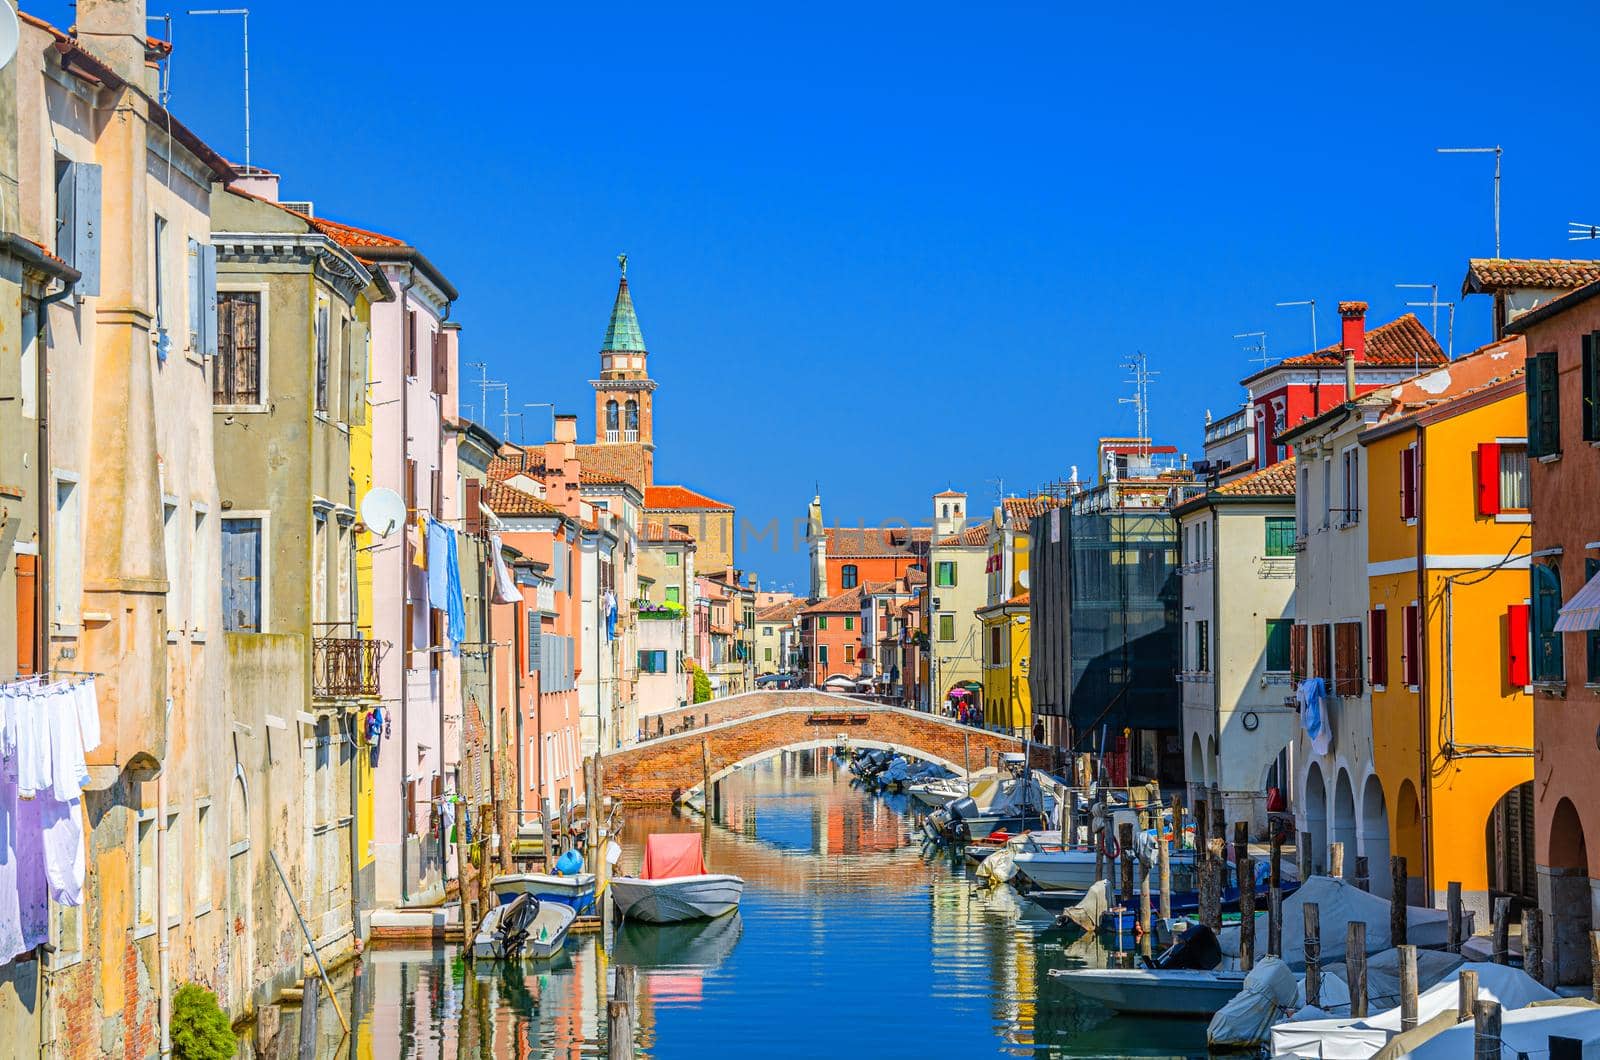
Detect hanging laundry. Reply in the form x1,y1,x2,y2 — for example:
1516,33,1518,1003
489,533,520,605
603,589,617,642
0,774,49,959
49,685,89,803
38,797,84,907
411,514,428,570
426,516,452,610
444,527,466,657
73,681,100,754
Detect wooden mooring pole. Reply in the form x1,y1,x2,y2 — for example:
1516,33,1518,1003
1158,795,1175,921
1447,881,1463,954
1458,968,1478,1022
1118,822,1134,907
1303,902,1321,1009
1523,909,1543,985
1492,896,1511,965
1347,922,1367,1018
608,965,636,1060
1399,944,1419,1032
1268,829,1283,958
1391,856,1408,946
1472,998,1501,1060
1235,822,1254,972
1329,840,1345,880
701,738,712,868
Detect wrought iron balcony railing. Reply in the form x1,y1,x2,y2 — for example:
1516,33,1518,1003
313,636,384,699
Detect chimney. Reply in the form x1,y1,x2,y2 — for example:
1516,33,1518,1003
554,414,578,445
75,0,151,87
1344,352,1357,402
1339,301,1368,363
232,169,282,203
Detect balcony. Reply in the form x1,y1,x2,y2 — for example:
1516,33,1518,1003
604,430,640,443
313,636,384,699
635,600,685,620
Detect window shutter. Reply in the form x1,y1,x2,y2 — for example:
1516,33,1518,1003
464,478,482,535
1290,623,1307,681
432,330,449,395
1369,608,1388,687
1533,352,1561,457
1526,354,1546,456
200,244,218,356
1583,333,1599,443
430,468,443,518
15,555,36,676
187,238,202,352
1399,448,1417,520
346,321,369,426
406,310,418,377
1477,442,1501,516
1401,604,1419,686
1507,603,1530,686
56,162,102,296
405,459,418,512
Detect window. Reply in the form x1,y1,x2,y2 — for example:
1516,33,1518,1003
818,616,828,631
220,517,263,632
625,400,639,434
1584,333,1600,442
1321,456,1331,529
153,215,170,361
818,645,829,667
763,626,773,636
1264,517,1295,558
1526,351,1561,457
194,802,211,913
665,551,679,567
764,646,772,662
52,477,81,631
840,564,858,589
1588,558,1600,686
135,810,156,932
989,626,1002,665
1532,562,1564,683
844,615,854,631
1340,447,1360,524
214,291,261,405
1369,607,1389,687
191,507,209,632
162,501,180,635
338,317,351,419
1195,620,1210,673
637,650,668,674
844,644,855,664
187,238,217,357
935,561,957,587
1290,623,1307,681
665,586,680,604
314,300,331,413
53,160,102,295
1334,620,1363,696
1312,623,1332,681
405,309,418,377
938,613,955,641
1400,446,1418,521
1263,619,1292,673
1498,444,1529,512
1296,464,1309,535
1401,603,1421,687
312,512,328,624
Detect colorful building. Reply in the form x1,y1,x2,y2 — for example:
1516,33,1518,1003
799,587,867,686
1499,279,1600,983
806,492,929,600
1360,337,1533,920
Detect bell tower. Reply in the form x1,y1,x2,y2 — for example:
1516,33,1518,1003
592,253,656,456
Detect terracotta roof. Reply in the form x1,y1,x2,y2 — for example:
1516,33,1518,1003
1367,337,1528,434
823,526,931,558
1462,258,1600,295
933,489,966,498
302,214,405,249
1002,496,1064,521
644,485,733,511
1213,457,1298,497
1273,313,1444,371
483,481,560,517
802,587,865,615
978,591,1031,615
936,524,991,547
573,444,649,491
299,212,459,300
580,469,626,484
756,599,807,623
640,521,695,544
487,454,540,481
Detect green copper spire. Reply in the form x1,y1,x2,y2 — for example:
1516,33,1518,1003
601,253,647,353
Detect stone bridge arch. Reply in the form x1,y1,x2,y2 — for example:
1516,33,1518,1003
602,693,1028,803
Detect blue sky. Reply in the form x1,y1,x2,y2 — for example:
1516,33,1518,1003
32,1,1600,592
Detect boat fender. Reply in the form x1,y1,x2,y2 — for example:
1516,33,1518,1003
1101,830,1121,861
555,849,585,876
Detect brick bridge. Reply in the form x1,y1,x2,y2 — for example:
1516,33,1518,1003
602,690,1027,803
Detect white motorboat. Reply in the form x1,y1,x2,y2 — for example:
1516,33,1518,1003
488,871,598,915
1012,831,1200,892
470,893,577,960
611,833,744,924
1050,967,1249,1016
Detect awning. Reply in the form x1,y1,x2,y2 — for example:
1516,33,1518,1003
1555,568,1600,632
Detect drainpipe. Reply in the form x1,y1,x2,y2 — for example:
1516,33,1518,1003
1210,503,1222,812
157,762,170,1058
37,283,75,671
1414,425,1433,904
398,275,413,904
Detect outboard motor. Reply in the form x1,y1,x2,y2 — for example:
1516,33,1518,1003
947,796,978,822
475,892,542,960
1148,922,1221,971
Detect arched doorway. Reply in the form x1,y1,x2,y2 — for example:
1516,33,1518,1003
1395,779,1423,905
1304,762,1328,876
1484,780,1536,906
1545,798,1591,985
1189,732,1205,805
1361,774,1391,900
1206,734,1217,788
1333,769,1358,880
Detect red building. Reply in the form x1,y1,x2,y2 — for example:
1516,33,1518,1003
799,587,868,686
1242,303,1445,468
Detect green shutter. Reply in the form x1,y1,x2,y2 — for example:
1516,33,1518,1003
1265,619,1292,671
1539,353,1562,456
1527,353,1547,457
1588,558,1600,685
1583,333,1599,443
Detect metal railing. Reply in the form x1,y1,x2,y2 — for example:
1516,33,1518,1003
313,636,383,698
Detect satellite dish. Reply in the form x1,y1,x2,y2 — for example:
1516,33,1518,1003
0,2,18,73
1018,569,1030,590
359,487,406,539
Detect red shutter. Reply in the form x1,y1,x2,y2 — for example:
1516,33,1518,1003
1399,448,1417,520
1507,603,1531,686
15,555,36,676
432,330,450,396
405,458,418,511
1369,607,1388,687
431,468,443,518
464,478,482,535
1477,442,1501,516
1400,604,1419,686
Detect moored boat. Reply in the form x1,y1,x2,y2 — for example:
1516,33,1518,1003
470,893,578,960
611,834,745,924
488,871,598,915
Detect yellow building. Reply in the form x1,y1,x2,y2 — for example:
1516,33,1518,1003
350,285,384,916
978,499,1055,735
1362,336,1534,917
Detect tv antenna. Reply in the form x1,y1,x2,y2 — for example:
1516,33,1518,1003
1234,330,1270,373
144,14,172,104
1436,146,1503,257
1395,282,1440,338
524,402,556,444
1118,352,1157,458
187,9,251,172
1568,221,1600,242
464,361,498,427
1275,299,1318,353
1403,299,1456,361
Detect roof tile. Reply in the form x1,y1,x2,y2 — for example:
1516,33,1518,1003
644,484,734,511
1462,258,1600,294
1213,457,1298,497
1272,314,1444,371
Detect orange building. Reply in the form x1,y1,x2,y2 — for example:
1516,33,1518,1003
799,587,869,685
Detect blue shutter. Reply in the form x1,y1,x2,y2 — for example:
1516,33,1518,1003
221,519,262,632
55,162,102,296
188,239,202,353
200,243,218,357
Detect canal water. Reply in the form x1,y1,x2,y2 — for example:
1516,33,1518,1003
282,750,1207,1058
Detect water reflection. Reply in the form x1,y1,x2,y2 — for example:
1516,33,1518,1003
270,749,1205,1058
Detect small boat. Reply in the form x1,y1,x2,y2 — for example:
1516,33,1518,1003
470,893,577,960
611,834,744,924
1096,877,1301,934
1051,923,1244,1016
488,871,598,915
610,911,744,968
